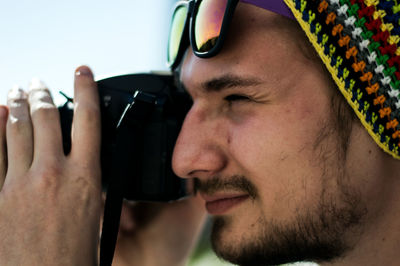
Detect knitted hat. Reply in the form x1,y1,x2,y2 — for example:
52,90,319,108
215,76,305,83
277,0,400,159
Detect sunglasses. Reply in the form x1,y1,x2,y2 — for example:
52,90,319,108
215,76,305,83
166,0,295,69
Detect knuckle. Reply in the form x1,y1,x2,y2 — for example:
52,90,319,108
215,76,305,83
74,104,100,126
32,160,100,198
8,116,31,133
29,88,53,103
29,87,57,120
33,165,63,190
7,88,28,105
30,103,58,121
73,175,98,196
7,98,30,124
39,165,62,180
8,97,28,108
70,162,101,195
75,103,100,118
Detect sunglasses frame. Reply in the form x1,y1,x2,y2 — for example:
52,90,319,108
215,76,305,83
168,0,239,69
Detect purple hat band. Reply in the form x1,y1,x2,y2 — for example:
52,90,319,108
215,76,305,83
241,0,295,20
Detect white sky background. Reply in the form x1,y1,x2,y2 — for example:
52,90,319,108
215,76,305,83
0,0,176,105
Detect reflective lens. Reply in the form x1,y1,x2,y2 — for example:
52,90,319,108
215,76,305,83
168,5,188,65
194,0,228,52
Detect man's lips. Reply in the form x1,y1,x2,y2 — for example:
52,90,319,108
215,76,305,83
201,193,250,215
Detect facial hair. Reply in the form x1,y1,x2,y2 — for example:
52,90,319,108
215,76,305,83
197,93,368,266
209,180,367,266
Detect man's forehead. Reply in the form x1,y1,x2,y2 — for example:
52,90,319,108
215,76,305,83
178,3,311,81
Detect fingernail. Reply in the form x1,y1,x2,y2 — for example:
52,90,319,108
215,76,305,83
75,66,93,78
29,78,47,91
8,85,27,100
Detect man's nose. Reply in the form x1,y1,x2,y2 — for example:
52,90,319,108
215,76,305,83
172,104,227,179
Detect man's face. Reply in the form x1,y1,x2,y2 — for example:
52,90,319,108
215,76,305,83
172,3,386,265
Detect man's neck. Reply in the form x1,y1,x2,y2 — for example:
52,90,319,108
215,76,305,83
322,169,400,266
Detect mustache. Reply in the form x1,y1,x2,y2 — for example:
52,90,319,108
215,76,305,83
194,175,258,199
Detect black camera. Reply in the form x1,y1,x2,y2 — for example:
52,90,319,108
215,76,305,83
58,72,192,202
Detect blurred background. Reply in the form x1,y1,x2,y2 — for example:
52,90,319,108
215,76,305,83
0,0,175,105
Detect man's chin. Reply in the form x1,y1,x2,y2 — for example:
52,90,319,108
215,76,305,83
210,215,279,266
209,212,359,266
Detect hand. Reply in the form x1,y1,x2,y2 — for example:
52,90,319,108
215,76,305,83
0,66,102,265
112,196,207,266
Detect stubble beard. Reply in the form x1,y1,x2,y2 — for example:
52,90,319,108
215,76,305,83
208,93,368,266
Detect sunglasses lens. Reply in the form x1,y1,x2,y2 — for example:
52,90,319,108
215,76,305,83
194,0,228,52
168,5,188,66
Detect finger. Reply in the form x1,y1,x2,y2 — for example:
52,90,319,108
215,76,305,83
0,106,9,189
6,86,33,176
70,66,101,166
28,79,63,163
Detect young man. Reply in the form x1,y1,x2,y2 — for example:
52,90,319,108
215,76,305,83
170,0,400,265
0,0,399,266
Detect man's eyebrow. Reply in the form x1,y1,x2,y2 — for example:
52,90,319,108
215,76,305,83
201,74,263,92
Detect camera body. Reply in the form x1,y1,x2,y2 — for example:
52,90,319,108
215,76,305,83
58,72,191,201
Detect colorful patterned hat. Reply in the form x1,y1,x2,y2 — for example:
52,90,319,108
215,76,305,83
278,0,400,159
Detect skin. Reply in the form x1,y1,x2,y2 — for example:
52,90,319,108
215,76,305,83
0,67,102,265
172,3,400,266
1,2,400,266
0,66,206,266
